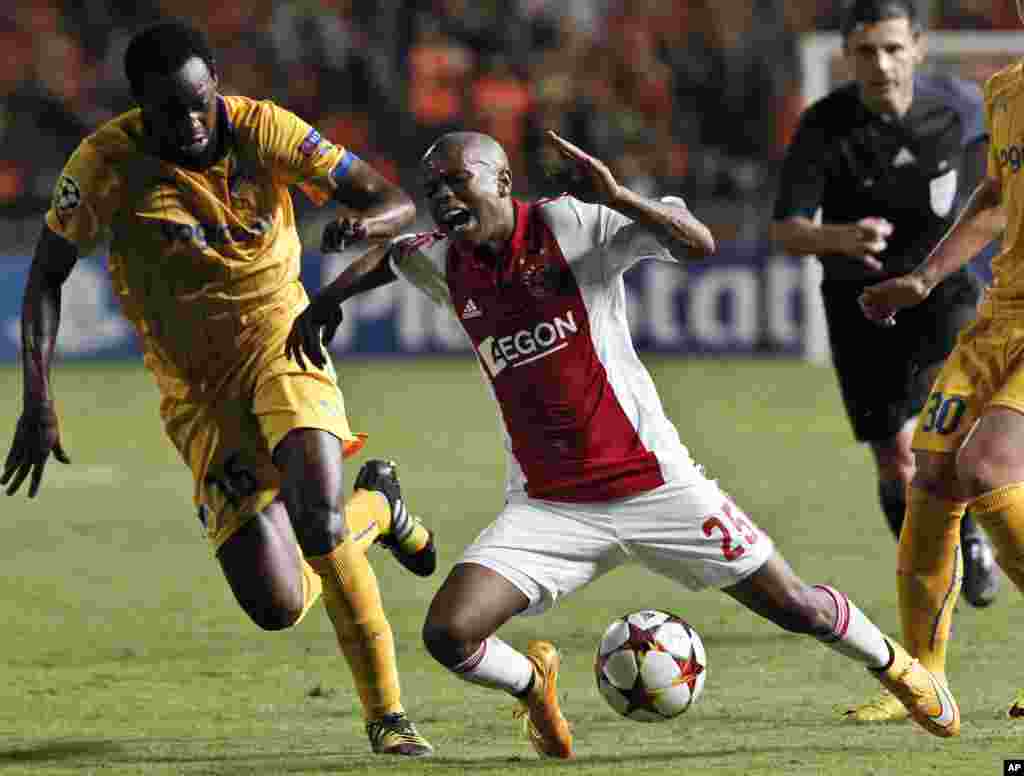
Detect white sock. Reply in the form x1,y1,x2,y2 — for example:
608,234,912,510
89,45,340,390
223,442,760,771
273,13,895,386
812,585,890,669
451,636,534,695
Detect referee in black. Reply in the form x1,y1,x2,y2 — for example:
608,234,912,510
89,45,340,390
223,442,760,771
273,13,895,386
771,0,999,608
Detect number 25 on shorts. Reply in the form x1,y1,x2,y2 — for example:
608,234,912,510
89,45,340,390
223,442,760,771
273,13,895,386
703,501,760,561
920,391,968,436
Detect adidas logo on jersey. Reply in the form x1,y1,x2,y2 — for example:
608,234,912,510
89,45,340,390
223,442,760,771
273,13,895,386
892,147,917,167
462,298,483,319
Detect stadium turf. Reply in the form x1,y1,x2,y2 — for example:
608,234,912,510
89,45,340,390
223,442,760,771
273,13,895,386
0,358,1015,775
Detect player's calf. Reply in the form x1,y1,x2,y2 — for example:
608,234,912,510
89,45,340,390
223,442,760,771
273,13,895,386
355,459,437,577
216,507,322,630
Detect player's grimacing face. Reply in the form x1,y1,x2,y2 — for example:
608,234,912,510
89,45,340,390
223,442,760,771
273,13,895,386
845,17,922,116
421,146,505,244
138,56,219,165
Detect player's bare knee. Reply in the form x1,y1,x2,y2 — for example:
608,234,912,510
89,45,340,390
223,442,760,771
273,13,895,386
254,605,302,631
956,446,1020,499
421,618,455,665
291,506,348,556
912,451,964,500
244,597,304,631
422,615,477,668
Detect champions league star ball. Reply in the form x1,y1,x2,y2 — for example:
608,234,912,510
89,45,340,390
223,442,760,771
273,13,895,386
595,610,707,722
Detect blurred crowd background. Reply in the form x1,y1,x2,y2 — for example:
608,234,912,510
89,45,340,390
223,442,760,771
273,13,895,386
0,0,1019,254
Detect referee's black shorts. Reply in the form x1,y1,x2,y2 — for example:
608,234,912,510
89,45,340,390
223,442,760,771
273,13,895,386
821,268,982,443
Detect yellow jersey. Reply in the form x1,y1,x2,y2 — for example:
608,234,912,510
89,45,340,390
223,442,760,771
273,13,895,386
45,95,349,381
984,62,1024,299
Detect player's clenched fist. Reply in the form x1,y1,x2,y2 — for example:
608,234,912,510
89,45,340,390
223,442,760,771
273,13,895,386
285,296,343,371
321,216,369,253
2,402,70,498
858,272,931,323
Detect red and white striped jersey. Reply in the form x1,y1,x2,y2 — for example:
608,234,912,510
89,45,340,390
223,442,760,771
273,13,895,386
389,195,701,502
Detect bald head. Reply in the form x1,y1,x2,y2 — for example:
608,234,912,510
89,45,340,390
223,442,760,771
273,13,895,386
422,132,509,173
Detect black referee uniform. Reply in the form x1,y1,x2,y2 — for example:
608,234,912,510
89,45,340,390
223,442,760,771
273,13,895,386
774,72,986,443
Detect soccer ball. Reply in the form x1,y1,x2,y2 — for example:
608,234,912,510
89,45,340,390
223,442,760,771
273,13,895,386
594,609,706,722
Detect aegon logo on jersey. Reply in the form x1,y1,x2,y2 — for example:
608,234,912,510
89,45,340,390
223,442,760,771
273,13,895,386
476,311,578,378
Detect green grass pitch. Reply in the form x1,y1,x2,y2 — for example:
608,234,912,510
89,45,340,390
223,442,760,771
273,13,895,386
0,357,1019,775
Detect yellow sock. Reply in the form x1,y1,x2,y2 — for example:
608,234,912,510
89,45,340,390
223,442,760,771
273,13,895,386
352,486,430,555
897,487,966,679
344,489,387,552
970,482,1024,593
294,552,322,626
295,493,390,630
307,537,403,720
397,523,430,554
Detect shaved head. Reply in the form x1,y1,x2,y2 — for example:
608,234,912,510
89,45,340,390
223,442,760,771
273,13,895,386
422,132,509,173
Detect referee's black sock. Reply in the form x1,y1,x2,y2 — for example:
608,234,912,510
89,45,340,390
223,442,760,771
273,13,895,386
878,478,907,541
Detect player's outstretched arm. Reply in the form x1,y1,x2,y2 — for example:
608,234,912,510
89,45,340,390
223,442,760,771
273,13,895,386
2,226,77,497
859,175,1004,323
286,242,398,370
320,158,416,253
545,130,715,259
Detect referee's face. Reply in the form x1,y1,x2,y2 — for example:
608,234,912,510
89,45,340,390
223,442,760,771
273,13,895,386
845,17,923,118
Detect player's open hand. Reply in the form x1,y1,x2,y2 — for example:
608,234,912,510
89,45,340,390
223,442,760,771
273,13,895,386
546,130,621,205
285,295,343,371
2,402,70,498
858,272,930,324
321,216,369,254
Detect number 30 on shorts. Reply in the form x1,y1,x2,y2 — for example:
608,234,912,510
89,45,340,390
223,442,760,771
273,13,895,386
921,391,968,435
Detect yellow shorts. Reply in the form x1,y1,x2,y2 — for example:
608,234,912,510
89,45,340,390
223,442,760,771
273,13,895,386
913,297,1024,454
156,317,365,550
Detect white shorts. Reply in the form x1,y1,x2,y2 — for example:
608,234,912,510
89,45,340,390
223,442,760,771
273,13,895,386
458,476,775,616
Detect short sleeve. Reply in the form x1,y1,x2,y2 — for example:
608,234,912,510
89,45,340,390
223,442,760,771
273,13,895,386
248,100,351,206
44,140,121,253
600,199,681,277
540,196,677,281
773,111,831,221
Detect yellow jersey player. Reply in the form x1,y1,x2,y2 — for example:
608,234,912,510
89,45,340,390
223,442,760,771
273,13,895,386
1,22,436,756
857,33,1024,719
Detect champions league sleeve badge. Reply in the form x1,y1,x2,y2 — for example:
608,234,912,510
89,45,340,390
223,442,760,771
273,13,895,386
299,128,322,156
299,128,332,158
